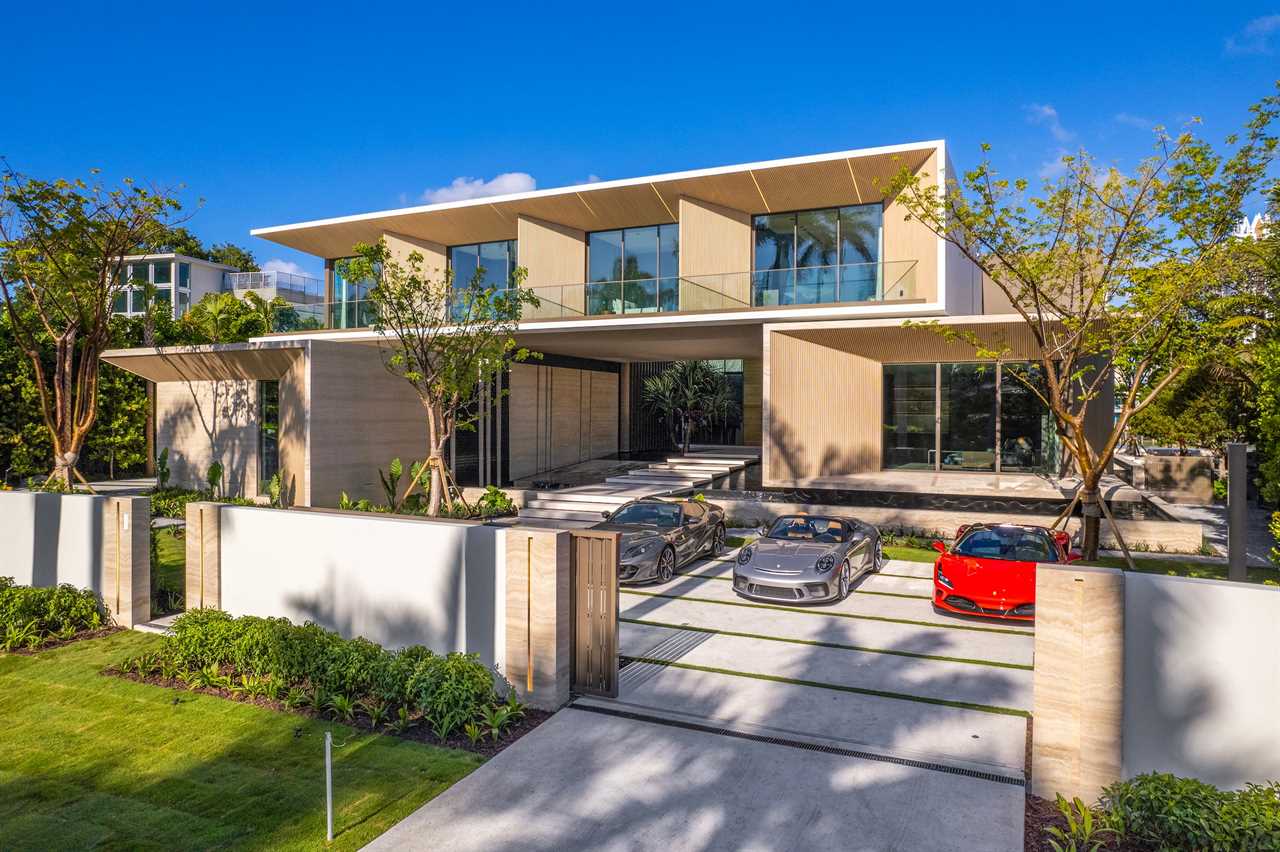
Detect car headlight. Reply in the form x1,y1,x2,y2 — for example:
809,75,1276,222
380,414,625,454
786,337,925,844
737,544,755,565
936,567,953,588
815,554,836,573
623,541,655,559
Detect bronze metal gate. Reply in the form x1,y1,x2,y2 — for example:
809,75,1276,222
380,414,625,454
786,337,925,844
570,530,620,698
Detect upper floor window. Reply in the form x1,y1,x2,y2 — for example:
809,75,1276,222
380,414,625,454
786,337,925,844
752,204,882,306
586,223,679,314
449,240,518,290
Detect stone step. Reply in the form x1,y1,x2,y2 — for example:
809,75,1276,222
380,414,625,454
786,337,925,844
524,498,616,516
524,490,633,506
518,507,606,523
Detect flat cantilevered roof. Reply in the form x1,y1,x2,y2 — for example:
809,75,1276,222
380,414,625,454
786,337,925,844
251,140,943,259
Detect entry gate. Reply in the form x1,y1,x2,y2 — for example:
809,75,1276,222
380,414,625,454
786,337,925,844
569,530,620,698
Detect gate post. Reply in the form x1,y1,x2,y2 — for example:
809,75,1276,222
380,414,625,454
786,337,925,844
99,496,151,627
504,528,571,710
185,502,223,610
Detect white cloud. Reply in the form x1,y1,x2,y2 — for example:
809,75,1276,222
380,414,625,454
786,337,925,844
1114,112,1157,130
1225,14,1280,54
1038,149,1072,181
582,174,602,184
1026,103,1075,143
262,258,308,276
421,172,536,204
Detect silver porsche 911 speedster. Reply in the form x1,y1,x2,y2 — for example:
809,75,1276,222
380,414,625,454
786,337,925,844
590,497,727,584
732,514,884,604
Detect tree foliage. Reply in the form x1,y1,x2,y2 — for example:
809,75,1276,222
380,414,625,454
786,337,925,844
342,239,539,515
0,167,181,486
642,361,741,454
152,224,258,270
882,89,1279,557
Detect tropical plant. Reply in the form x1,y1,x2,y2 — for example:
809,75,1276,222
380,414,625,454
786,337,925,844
342,239,540,515
3,620,41,652
325,692,358,723
642,361,741,453
1043,794,1116,852
205,462,223,498
1100,773,1280,851
476,485,516,517
361,698,390,729
155,449,171,490
883,88,1280,558
387,706,418,735
463,721,484,746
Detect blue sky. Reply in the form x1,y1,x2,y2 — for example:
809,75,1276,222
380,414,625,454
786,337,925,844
3,2,1278,278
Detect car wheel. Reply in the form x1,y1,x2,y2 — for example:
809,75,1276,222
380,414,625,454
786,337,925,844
710,523,726,557
873,539,885,573
838,560,851,600
655,547,675,584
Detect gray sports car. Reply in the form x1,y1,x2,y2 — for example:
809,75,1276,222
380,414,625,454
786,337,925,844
732,514,884,604
591,497,727,584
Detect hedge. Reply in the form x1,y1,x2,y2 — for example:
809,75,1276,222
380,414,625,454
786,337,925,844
0,577,108,651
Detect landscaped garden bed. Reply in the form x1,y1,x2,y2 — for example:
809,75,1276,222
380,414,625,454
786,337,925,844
0,576,111,652
106,608,548,758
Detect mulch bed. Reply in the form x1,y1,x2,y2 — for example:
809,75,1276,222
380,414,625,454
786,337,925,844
106,668,550,758
4,626,122,655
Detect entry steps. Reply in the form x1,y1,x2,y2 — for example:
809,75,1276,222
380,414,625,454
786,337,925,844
516,450,758,524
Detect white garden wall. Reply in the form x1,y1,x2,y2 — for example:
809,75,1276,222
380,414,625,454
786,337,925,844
216,506,507,670
0,491,105,590
1123,572,1280,789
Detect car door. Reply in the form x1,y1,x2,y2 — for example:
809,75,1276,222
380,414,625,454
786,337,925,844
675,502,707,564
845,523,872,576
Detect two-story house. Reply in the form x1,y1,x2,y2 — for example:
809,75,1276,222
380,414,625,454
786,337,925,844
103,140,1112,505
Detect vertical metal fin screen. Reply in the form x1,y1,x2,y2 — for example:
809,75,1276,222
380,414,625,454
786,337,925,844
570,531,619,698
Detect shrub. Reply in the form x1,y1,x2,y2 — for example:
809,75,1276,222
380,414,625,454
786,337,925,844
150,487,206,520
476,486,516,517
1100,773,1280,851
408,652,496,739
0,578,107,649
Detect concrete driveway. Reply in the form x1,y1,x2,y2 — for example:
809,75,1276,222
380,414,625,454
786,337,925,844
366,547,1031,851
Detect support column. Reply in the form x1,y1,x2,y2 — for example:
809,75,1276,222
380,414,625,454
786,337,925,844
1032,563,1125,801
1227,442,1247,582
185,502,223,610
504,528,571,710
99,496,150,627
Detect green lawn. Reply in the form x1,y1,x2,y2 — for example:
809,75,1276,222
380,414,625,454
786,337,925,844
888,544,1279,585
0,632,483,851
153,527,185,589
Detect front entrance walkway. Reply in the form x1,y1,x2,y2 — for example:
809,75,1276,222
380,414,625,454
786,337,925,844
367,545,1029,851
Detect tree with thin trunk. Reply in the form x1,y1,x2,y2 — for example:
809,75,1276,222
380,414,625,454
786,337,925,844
882,89,1279,559
343,239,539,516
0,167,179,488
642,361,741,454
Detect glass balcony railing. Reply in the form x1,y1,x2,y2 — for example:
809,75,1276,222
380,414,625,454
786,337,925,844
266,261,919,331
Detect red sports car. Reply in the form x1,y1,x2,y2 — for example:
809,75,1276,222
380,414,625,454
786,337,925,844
931,523,1078,621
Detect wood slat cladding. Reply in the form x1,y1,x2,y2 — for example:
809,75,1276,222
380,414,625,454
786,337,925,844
764,332,881,484
255,146,937,258
742,358,763,445
678,196,753,304
102,345,303,383
782,320,1043,362
884,149,939,302
570,530,620,698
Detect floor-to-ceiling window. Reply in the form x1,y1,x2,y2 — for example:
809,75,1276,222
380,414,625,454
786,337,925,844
882,362,1056,473
449,239,518,320
940,364,997,471
882,364,937,469
753,204,882,306
586,224,678,315
328,259,377,328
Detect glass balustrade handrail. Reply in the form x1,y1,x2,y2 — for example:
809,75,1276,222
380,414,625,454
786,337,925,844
280,261,919,330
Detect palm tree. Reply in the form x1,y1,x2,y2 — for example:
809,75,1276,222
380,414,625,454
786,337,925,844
642,361,741,453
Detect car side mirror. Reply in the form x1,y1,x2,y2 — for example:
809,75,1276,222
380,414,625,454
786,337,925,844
756,525,768,537
601,510,611,519
931,540,946,554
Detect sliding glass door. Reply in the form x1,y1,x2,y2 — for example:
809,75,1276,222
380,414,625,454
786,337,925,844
940,364,997,471
882,364,937,469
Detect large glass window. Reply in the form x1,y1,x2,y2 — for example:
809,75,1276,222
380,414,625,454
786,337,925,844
586,224,678,314
177,262,191,288
882,362,1056,473
1000,363,1057,473
940,364,997,471
153,287,173,316
152,261,172,285
330,260,376,329
753,204,882,306
449,240,517,290
882,364,936,469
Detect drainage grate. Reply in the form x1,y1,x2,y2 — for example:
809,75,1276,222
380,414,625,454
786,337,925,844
568,701,1026,788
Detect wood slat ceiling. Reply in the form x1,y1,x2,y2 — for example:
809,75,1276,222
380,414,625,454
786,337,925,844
256,147,936,258
780,320,1043,362
102,345,304,382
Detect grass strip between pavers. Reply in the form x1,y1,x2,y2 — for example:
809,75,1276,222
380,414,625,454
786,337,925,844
679,571,933,601
619,654,1030,718
620,617,1033,671
620,589,1036,636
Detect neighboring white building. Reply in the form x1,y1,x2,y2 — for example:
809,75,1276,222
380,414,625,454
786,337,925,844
112,253,322,319
1233,212,1272,240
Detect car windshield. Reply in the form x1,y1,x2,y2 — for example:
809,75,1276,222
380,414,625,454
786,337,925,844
765,516,846,543
953,527,1059,562
609,502,681,528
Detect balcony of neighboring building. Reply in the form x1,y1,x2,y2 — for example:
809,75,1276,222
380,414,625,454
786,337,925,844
223,269,324,305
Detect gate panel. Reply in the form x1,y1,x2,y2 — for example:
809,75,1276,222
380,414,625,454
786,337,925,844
570,530,619,697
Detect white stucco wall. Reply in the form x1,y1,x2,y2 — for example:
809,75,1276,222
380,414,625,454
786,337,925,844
216,507,506,671
0,492,104,591
1123,572,1280,789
